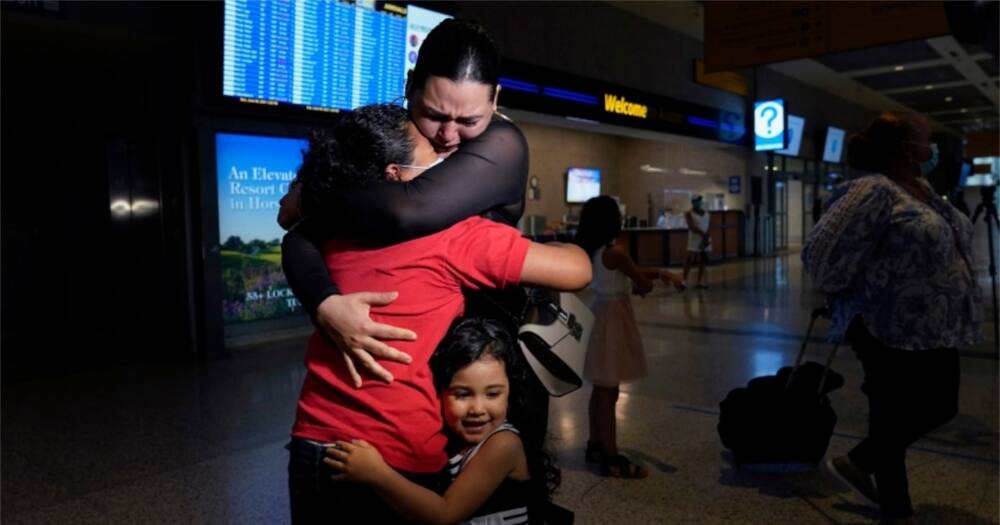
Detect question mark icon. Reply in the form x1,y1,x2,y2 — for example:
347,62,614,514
762,107,777,135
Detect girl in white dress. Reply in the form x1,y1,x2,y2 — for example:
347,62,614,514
575,196,684,478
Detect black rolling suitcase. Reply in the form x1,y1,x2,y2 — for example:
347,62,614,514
718,307,845,466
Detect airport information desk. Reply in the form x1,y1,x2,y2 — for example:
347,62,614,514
617,210,744,267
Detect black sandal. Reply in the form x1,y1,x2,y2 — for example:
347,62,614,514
600,454,649,479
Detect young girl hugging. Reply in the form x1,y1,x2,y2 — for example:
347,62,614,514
325,317,559,524
575,196,682,479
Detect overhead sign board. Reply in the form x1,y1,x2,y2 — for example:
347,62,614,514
754,99,785,152
704,1,950,73
694,59,749,96
497,59,748,145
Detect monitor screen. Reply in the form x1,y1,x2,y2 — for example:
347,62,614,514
223,1,450,112
823,126,846,163
775,114,804,157
216,132,308,325
566,168,601,203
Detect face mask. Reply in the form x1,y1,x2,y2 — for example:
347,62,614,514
918,142,939,176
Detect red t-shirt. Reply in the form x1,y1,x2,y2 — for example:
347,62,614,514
292,217,531,473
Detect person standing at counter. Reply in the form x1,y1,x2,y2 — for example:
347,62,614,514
683,195,711,289
655,208,669,228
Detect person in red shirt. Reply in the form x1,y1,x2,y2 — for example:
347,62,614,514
287,103,591,524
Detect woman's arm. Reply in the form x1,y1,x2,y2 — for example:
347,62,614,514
801,177,893,293
281,226,339,315
313,119,529,243
325,435,522,525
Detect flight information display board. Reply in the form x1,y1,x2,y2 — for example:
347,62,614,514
223,0,449,112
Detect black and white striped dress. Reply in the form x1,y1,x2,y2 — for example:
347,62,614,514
447,422,532,525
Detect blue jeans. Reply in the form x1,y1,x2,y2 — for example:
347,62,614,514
287,439,448,524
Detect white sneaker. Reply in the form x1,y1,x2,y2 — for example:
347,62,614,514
825,456,879,508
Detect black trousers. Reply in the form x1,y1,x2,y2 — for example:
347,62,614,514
846,320,960,519
287,439,448,525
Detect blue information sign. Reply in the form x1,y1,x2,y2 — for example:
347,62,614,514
729,175,742,194
753,99,785,151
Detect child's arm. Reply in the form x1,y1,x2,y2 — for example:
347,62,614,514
639,266,684,286
659,269,687,290
519,242,592,291
602,244,654,296
324,434,523,525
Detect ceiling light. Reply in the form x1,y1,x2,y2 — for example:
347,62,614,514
679,168,707,176
961,108,968,113
924,85,934,90
894,65,904,71
640,164,667,173
945,96,953,102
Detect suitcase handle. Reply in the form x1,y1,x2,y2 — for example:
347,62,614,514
784,306,839,396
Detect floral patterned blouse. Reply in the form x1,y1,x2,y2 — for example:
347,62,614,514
802,174,983,350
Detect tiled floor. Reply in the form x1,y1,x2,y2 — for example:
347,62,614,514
3,249,997,524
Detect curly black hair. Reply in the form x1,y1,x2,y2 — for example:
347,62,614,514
430,317,561,505
297,103,415,216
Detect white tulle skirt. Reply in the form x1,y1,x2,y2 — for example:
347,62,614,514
583,297,648,387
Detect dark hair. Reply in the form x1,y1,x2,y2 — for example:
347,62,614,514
430,318,560,504
574,195,621,257
846,112,923,174
297,104,414,215
406,19,499,100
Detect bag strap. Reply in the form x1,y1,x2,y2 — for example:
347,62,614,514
785,306,840,396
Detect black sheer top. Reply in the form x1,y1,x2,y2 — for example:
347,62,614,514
281,118,529,315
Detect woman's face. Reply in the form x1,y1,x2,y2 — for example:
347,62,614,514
410,77,498,156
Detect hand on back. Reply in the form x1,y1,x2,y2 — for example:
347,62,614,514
315,292,416,387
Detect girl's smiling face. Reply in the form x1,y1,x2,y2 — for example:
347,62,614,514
441,356,509,446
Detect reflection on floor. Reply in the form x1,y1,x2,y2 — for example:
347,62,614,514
3,252,997,524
